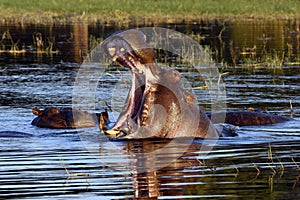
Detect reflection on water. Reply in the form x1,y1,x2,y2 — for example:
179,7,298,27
0,21,300,199
0,19,299,64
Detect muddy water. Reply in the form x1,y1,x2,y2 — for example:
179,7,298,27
0,22,300,199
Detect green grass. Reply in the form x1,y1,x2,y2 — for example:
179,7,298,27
0,0,300,24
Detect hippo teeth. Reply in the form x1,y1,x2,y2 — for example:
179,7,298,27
115,54,143,75
115,55,135,69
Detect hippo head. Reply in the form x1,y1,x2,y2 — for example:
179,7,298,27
31,107,97,129
101,30,213,139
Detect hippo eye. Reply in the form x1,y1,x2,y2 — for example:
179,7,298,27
108,47,116,57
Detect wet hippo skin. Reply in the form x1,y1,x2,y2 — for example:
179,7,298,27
31,107,109,129
207,111,291,126
101,30,292,139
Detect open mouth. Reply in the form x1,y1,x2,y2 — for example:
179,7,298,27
102,38,153,138
115,52,147,131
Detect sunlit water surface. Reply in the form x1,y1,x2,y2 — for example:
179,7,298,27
0,22,300,199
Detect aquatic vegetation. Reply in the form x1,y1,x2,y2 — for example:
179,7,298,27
0,30,24,53
88,35,103,51
61,159,89,178
207,40,300,69
0,29,58,54
32,32,57,53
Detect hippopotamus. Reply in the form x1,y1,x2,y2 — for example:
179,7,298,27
100,29,292,139
31,107,109,129
206,111,290,126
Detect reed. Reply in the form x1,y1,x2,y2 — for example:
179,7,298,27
32,32,57,53
0,30,58,54
61,159,89,177
89,35,103,51
207,42,300,69
0,30,23,53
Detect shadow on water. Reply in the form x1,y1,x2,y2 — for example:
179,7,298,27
0,20,300,199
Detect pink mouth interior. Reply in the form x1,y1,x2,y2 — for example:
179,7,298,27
110,52,147,133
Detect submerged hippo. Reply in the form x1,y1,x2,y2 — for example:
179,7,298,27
100,30,292,139
31,107,109,129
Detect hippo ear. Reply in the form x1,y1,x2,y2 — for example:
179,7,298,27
32,107,43,116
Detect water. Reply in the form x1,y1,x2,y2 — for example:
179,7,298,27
0,22,300,199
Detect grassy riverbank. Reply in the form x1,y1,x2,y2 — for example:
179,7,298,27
0,0,300,24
